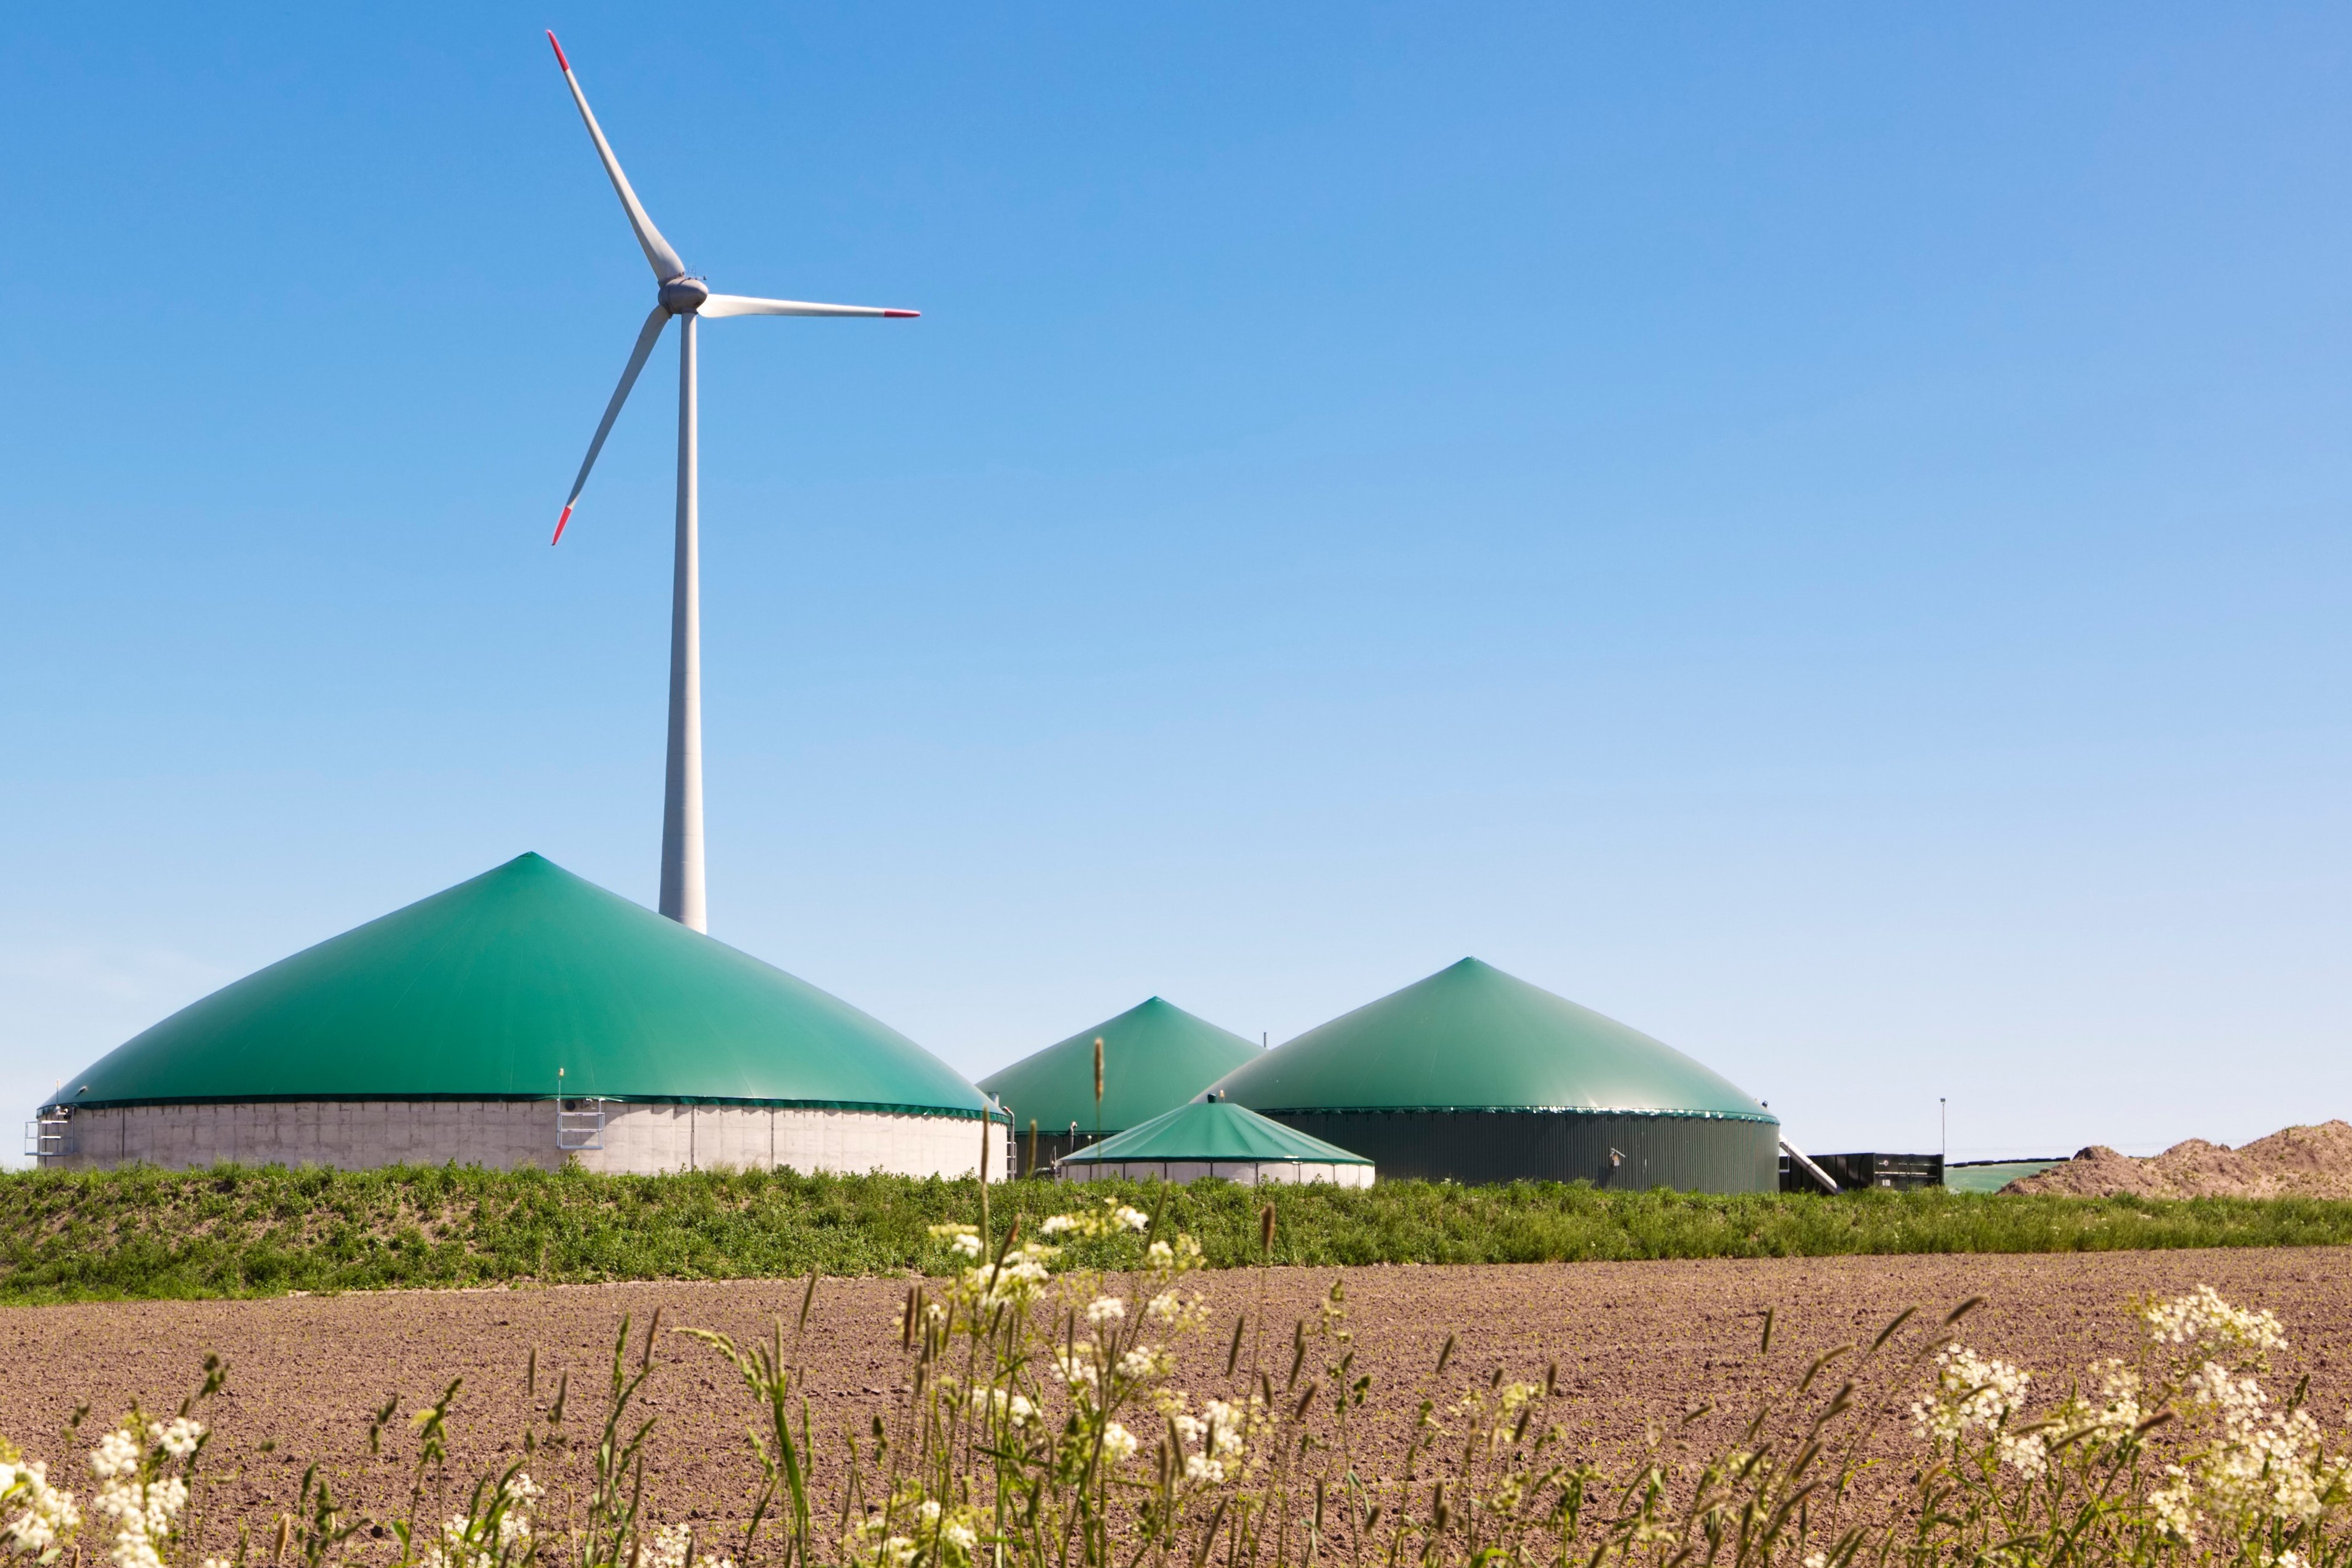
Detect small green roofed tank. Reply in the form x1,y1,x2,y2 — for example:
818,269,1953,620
36,853,1004,1178
1057,1096,1373,1188
1206,958,1777,1191
979,997,1262,1175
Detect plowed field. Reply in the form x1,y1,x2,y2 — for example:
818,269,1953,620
5,1249,2348,1546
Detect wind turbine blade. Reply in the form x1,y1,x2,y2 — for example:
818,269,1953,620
553,304,672,544
546,31,687,281
700,294,921,319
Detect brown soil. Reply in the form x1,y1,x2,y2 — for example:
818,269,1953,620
2008,1121,2352,1198
4,1251,2351,1550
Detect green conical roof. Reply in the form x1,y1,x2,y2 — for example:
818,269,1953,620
52,854,994,1117
978,997,1262,1134
1058,1099,1371,1166
1209,959,1772,1121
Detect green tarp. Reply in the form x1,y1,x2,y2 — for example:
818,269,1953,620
1058,1098,1371,1166
53,853,994,1117
979,997,1262,1135
1945,1161,2062,1194
1212,958,1773,1121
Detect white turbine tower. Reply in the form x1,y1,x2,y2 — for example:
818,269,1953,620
546,31,916,934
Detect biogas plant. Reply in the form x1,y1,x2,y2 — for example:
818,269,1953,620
32,854,1780,1191
28,38,1788,1193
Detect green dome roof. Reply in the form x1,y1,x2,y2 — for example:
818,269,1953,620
1058,1099,1370,1166
52,853,993,1117
978,998,1262,1134
1209,958,1772,1121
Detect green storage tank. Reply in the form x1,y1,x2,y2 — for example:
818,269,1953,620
1207,958,1778,1192
1057,1096,1374,1187
978,997,1263,1175
34,853,1005,1177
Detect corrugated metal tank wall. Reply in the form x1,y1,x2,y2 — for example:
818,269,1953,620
1262,1109,1780,1192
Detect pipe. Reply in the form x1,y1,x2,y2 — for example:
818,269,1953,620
1780,1138,1840,1194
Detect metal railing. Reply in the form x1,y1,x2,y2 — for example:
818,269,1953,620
556,1098,606,1152
23,1113,73,1162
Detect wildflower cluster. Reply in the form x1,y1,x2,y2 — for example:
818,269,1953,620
83,1415,220,1568
417,1471,540,1568
0,1441,79,1564
2134,1292,2352,1548
1037,1199,1150,1239
1911,1344,2047,1474
2140,1284,2289,1362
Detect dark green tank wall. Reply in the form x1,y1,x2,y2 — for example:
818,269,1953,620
1260,1109,1780,1192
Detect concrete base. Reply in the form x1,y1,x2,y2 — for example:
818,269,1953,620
1058,1159,1373,1187
39,1101,1010,1179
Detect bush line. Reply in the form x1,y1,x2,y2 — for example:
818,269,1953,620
2,1165,2349,1304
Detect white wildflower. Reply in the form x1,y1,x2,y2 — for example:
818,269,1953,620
1202,1399,1246,1458
1117,1345,1172,1381
641,1522,694,1568
1910,1345,2031,1446
86,1433,140,1484
1085,1296,1126,1326
2,1457,81,1558
2142,1286,2287,1361
143,1423,202,1464
1050,1346,1100,1390
2151,1473,2200,1542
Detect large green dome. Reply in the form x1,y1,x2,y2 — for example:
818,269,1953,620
51,853,993,1118
978,997,1263,1135
1211,958,1771,1121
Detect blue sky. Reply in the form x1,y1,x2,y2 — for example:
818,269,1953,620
3,4,2347,1166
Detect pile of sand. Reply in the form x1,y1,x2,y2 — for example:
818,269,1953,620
2005,1121,2352,1199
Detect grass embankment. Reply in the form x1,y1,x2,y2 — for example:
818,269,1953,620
4,1166,2351,1304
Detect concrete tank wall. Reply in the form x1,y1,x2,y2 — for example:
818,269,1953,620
39,1101,1010,1180
1059,1160,1373,1188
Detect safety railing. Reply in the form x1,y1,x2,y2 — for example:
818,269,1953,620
556,1098,606,1153
22,1113,73,1162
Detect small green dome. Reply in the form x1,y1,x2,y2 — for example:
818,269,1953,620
978,997,1262,1134
1058,1100,1370,1166
1210,958,1772,1121
53,853,993,1117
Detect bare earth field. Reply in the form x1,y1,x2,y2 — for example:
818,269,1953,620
4,1249,2350,1545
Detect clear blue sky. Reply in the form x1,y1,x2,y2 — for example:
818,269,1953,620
4,4,2346,1166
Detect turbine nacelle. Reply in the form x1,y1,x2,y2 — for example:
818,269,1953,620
658,276,711,315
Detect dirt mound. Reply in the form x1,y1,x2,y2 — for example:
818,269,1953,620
2005,1121,2352,1199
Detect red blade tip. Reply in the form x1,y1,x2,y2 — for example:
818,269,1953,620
882,309,921,318
551,503,573,545
546,31,570,71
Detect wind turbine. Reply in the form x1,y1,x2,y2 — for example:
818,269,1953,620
545,31,916,934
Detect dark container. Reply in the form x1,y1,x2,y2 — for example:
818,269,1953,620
1780,1151,1944,1193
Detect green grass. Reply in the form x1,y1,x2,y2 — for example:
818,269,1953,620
2,1165,2349,1305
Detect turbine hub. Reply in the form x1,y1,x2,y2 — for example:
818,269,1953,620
659,276,711,314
